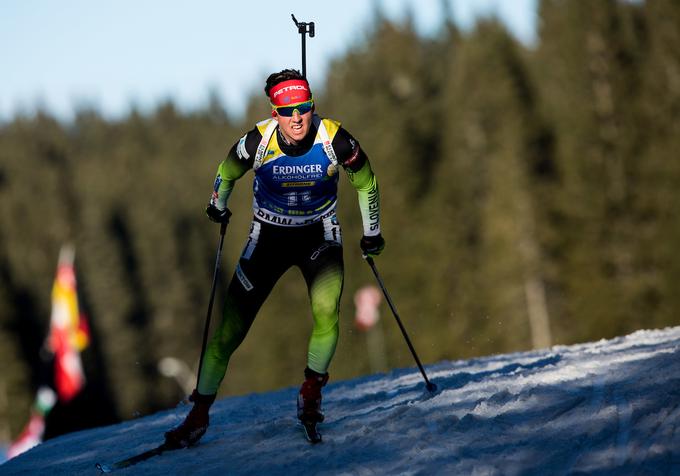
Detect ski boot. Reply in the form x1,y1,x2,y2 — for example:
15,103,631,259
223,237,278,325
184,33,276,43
297,367,329,443
164,390,216,449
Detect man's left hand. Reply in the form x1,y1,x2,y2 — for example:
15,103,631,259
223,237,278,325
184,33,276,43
360,234,385,257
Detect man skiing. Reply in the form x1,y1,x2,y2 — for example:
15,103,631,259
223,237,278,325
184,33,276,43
164,69,384,447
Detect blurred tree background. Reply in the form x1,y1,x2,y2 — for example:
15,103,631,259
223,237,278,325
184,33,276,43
2,0,679,441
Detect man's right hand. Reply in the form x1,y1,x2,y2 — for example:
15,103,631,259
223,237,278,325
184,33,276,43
206,204,232,224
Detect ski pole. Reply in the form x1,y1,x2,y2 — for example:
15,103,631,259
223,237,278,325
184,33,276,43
291,14,315,78
363,255,437,392
196,221,228,389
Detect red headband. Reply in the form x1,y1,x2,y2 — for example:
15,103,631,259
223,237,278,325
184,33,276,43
269,79,311,106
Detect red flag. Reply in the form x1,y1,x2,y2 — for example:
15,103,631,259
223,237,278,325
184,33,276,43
7,387,57,459
354,285,382,331
47,245,89,402
7,414,45,459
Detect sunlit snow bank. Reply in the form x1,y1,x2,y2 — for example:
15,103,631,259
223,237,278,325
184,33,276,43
3,326,680,475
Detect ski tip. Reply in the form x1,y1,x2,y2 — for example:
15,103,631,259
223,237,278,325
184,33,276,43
95,462,112,473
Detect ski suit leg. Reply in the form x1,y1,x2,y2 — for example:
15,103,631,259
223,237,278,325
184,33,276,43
300,240,344,375
197,221,286,395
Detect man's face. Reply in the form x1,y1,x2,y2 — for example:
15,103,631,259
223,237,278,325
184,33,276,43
274,108,312,145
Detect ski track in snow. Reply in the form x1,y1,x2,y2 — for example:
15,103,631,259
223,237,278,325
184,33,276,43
2,327,680,475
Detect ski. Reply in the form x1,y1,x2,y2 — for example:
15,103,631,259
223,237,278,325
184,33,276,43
95,442,172,473
300,420,322,444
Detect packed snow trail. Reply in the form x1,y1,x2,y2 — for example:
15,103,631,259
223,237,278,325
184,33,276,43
2,327,680,475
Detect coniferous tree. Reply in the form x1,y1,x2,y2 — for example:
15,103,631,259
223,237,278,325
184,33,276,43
637,0,680,327
534,0,647,342
322,12,451,369
425,19,553,356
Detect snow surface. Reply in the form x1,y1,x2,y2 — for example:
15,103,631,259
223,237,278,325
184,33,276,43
2,327,680,475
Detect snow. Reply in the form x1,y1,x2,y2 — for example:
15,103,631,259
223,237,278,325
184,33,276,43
2,326,680,475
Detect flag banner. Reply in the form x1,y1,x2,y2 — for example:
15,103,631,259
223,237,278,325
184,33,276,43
354,285,382,331
7,387,57,459
47,245,89,402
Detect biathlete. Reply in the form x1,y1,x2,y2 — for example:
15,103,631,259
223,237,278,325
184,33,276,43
165,68,384,447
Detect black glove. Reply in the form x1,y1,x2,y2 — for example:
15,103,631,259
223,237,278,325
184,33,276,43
360,234,385,257
205,204,232,224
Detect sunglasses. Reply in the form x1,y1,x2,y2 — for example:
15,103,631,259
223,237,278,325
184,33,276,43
271,99,314,117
